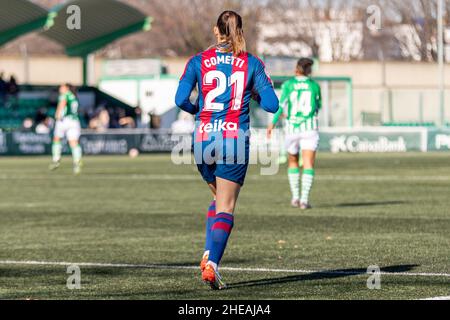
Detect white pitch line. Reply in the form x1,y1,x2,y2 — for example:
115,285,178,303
0,260,449,278
421,296,450,300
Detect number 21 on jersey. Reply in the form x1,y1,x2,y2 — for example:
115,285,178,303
203,70,245,112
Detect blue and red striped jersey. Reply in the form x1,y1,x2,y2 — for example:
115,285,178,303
177,48,276,142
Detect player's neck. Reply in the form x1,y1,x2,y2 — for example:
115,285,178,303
216,42,232,53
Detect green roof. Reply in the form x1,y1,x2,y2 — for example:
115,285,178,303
43,0,152,57
0,0,152,85
0,0,50,46
0,0,152,57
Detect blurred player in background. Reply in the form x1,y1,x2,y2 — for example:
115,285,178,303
49,84,83,175
175,11,279,289
267,58,321,210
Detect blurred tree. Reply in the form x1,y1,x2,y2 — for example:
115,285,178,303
103,0,262,57
2,0,449,62
261,0,367,61
363,0,449,62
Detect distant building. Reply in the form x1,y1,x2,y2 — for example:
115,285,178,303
257,9,446,63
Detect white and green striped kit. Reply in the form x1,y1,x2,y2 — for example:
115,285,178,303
273,76,322,134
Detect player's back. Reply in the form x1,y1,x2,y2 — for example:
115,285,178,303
282,76,321,119
279,76,321,133
181,48,274,140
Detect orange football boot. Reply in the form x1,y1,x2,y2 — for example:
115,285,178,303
202,264,227,290
200,255,208,272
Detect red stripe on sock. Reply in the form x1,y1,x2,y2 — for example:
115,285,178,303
207,209,216,218
212,222,232,233
216,213,233,221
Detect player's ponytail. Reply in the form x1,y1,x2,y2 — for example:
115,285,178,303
216,11,246,56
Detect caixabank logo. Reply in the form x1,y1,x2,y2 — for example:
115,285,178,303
435,134,450,150
330,135,408,153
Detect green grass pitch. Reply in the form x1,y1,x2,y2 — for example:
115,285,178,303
0,153,449,300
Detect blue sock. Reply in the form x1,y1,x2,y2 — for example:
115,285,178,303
209,212,234,265
204,200,216,253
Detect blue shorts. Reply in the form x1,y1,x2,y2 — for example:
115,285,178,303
194,137,250,186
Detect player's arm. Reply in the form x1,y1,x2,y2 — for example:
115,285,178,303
316,84,322,111
272,82,289,126
175,57,198,115
267,82,288,138
253,58,279,114
267,108,282,139
55,96,67,121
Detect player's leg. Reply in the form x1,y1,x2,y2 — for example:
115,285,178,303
208,177,240,268
206,160,245,271
286,134,301,207
203,177,240,289
298,145,304,167
51,137,62,168
50,121,64,170
67,121,82,174
201,181,217,271
202,137,248,289
288,154,301,207
68,139,82,174
196,157,218,268
299,131,320,209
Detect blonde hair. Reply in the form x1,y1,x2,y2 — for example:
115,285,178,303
216,11,246,56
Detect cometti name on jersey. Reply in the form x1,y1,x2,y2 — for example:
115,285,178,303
203,55,246,68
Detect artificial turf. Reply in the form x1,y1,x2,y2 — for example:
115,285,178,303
0,153,448,299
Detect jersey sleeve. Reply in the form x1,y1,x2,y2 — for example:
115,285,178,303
175,57,199,114
58,93,67,103
315,83,322,111
279,81,290,108
253,57,274,94
179,57,197,87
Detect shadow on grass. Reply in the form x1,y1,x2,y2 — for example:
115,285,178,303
0,258,250,277
227,264,419,289
332,201,408,208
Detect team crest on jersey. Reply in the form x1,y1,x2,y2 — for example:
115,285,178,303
198,120,238,134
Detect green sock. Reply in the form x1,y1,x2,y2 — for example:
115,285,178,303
71,144,82,164
301,169,315,204
288,167,300,201
52,142,62,163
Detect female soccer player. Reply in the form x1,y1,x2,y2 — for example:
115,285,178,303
267,58,322,210
175,11,279,290
49,84,83,175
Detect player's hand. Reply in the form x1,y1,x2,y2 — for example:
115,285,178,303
266,124,274,139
